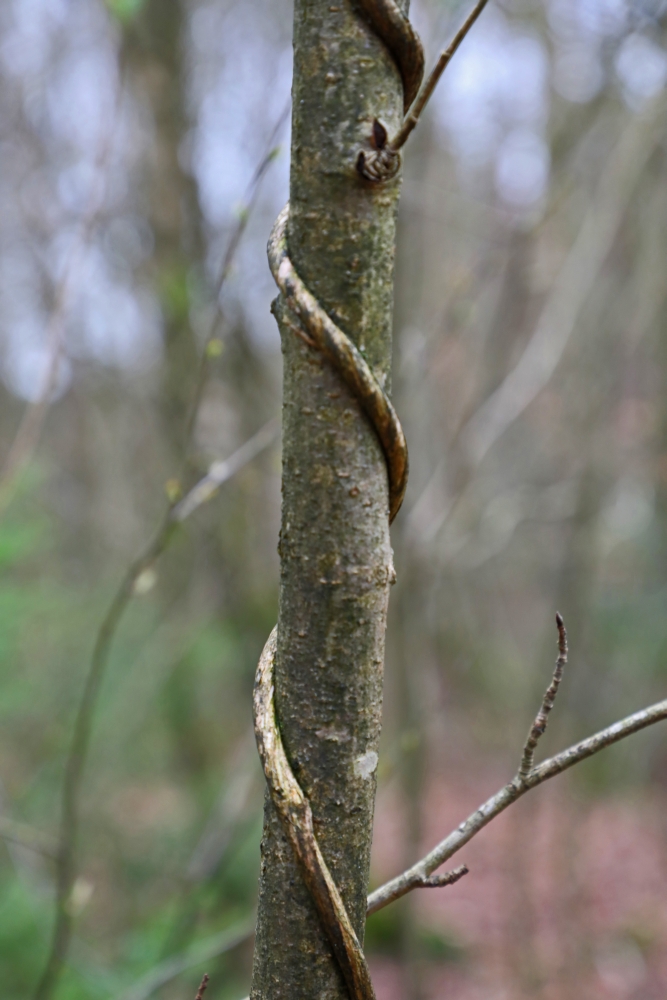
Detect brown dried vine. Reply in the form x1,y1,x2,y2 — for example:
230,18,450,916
356,0,491,183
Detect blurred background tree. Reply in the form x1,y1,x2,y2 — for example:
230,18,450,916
1,0,667,998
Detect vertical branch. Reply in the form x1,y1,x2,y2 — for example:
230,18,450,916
32,120,287,1000
32,520,175,1000
519,614,568,779
0,71,123,518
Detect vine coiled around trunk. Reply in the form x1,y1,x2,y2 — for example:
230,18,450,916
253,3,421,999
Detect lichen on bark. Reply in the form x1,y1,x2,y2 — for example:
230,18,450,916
250,1,409,996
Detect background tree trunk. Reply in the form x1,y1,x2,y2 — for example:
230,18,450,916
250,1,409,996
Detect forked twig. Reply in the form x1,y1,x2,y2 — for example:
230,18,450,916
416,863,468,889
367,616,667,914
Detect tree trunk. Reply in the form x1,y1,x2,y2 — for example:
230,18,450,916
250,1,408,996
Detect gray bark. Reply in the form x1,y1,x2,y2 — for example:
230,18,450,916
250,1,408,996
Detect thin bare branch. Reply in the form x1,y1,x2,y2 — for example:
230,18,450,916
181,97,291,455
519,613,568,779
194,974,209,1000
459,96,665,467
368,695,667,914
33,105,288,1000
390,0,491,152
156,732,259,958
173,418,279,522
0,816,59,860
0,78,123,519
416,863,469,889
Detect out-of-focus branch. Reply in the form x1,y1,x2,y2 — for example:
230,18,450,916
367,618,667,915
116,917,254,1000
0,816,59,860
181,98,290,455
173,418,279,522
32,422,278,1000
406,97,666,550
459,96,665,467
0,80,123,519
32,516,177,1000
32,105,288,1000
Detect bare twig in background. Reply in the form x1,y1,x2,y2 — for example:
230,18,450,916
0,78,124,519
157,731,260,959
185,735,258,884
32,104,288,1000
181,97,291,454
405,96,665,550
459,96,665,467
367,618,667,914
33,425,277,999
32,516,176,1000
194,973,209,1000
173,418,279,522
0,816,59,860
116,917,254,1000
519,612,567,779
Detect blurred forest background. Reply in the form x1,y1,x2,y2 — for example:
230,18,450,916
1,0,667,998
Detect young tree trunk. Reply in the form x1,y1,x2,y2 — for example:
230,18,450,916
250,1,409,996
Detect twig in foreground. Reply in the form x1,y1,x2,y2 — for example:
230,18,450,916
519,612,567,778
195,973,209,1000
416,863,468,889
368,627,667,913
390,0,490,153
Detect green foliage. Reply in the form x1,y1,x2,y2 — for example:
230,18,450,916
104,0,147,23
418,926,464,963
364,904,402,954
0,485,266,997
158,265,192,327
0,877,46,995
364,903,464,964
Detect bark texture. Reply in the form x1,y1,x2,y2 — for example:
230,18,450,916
250,1,408,996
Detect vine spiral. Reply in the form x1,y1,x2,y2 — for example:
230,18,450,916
253,4,423,998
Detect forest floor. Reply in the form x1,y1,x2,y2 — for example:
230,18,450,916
369,758,667,1000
